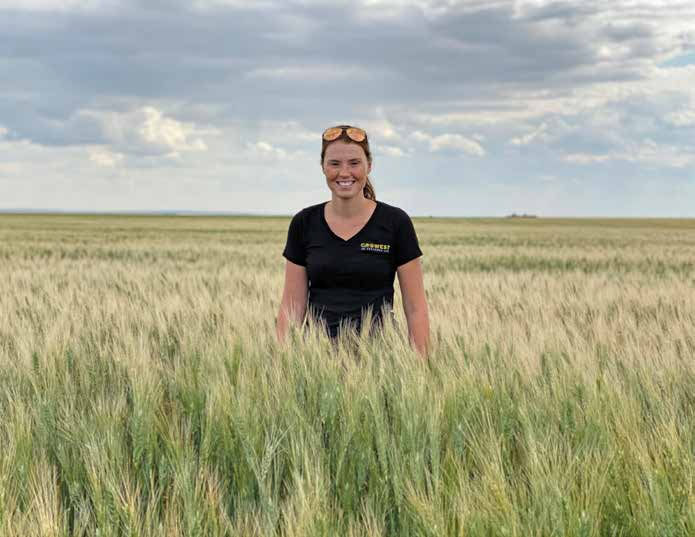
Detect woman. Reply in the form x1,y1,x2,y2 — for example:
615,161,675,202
276,125,430,358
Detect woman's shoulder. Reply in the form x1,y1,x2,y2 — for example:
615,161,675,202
290,202,326,220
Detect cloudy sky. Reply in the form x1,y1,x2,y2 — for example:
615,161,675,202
1,0,694,216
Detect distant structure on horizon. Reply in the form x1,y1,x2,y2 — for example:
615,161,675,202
506,213,538,219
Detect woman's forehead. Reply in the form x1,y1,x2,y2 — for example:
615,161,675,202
324,141,366,160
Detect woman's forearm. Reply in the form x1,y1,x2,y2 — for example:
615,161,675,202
276,308,289,343
405,308,430,359
276,301,306,344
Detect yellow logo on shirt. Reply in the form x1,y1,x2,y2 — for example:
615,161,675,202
361,242,391,253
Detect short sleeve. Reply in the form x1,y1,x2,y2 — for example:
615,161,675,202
282,211,307,266
394,209,422,267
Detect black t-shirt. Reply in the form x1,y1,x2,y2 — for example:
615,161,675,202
282,200,422,337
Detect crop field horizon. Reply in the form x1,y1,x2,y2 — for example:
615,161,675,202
1,213,694,536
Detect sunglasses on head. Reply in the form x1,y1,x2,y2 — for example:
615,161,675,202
322,126,367,143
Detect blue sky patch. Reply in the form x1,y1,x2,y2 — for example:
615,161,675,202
659,52,695,68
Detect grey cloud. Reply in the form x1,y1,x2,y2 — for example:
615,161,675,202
600,21,654,42
504,92,695,168
0,103,106,146
518,1,600,23
0,0,688,151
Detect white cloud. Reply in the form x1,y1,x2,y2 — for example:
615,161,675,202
375,145,406,157
244,64,370,81
408,130,485,156
79,106,210,158
139,107,206,152
428,133,486,156
665,109,695,126
404,66,695,129
89,147,124,167
0,0,101,10
192,0,276,8
358,0,509,19
245,140,306,161
410,130,432,143
251,120,319,144
361,117,400,141
564,153,613,165
565,139,693,168
510,122,549,146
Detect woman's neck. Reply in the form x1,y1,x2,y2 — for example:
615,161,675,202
328,195,374,219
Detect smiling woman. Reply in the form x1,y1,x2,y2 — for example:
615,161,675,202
276,125,430,358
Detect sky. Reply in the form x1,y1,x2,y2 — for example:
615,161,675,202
1,0,694,217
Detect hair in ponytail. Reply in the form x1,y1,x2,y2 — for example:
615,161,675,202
364,176,376,201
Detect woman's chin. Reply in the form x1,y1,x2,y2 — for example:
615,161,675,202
332,185,363,198
334,189,358,198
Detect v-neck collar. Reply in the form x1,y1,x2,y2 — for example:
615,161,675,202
322,200,380,243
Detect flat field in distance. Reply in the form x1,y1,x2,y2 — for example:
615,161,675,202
1,213,694,536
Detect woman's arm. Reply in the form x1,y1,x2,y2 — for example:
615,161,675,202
276,260,309,344
396,257,430,359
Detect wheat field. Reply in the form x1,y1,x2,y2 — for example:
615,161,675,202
1,213,694,536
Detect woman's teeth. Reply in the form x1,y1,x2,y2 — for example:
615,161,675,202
338,181,355,186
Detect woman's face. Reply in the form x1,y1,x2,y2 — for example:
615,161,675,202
322,141,372,201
